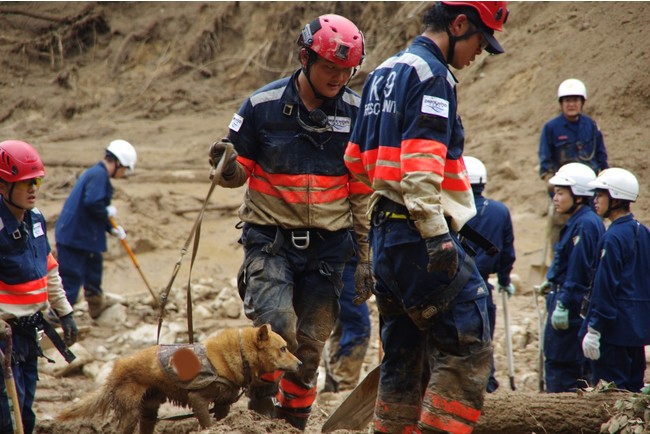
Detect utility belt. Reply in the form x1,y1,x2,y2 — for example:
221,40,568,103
250,224,348,255
371,197,499,257
7,311,76,364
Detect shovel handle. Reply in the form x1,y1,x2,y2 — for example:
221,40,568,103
108,217,159,307
0,325,24,434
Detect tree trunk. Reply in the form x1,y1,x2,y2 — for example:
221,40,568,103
475,391,627,434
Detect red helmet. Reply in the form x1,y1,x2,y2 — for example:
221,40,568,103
297,14,365,68
0,140,45,183
442,1,509,31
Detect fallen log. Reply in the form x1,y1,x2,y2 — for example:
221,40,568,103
475,390,627,434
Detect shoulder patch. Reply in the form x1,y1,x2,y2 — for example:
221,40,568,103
229,113,244,132
422,95,449,118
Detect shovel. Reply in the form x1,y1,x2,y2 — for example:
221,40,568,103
321,364,380,432
109,216,159,308
501,290,516,391
532,284,546,392
0,323,24,434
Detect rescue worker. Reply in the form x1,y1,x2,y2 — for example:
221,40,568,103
463,156,516,393
55,140,137,319
538,79,608,255
581,168,650,392
207,14,372,430
322,238,371,393
539,163,605,392
344,2,508,432
0,140,78,434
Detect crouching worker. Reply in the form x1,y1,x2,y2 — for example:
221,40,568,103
207,14,371,430
0,140,78,434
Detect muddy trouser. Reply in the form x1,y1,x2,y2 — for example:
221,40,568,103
483,279,499,393
238,224,353,420
371,219,492,434
588,343,645,392
324,254,371,391
56,243,103,305
0,317,41,434
543,289,589,392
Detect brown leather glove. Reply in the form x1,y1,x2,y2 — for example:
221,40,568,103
208,138,238,178
424,233,458,278
352,261,374,306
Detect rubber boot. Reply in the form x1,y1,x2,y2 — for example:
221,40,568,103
247,384,277,418
85,293,115,319
276,407,309,431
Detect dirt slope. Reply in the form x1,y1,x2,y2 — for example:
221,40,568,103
1,2,649,433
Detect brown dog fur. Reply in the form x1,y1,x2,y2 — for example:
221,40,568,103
57,324,301,434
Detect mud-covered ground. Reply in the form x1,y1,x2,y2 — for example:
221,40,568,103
1,2,650,433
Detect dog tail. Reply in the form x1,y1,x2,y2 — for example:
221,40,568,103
57,388,110,421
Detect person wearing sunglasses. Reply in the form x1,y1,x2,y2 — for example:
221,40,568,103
345,2,508,433
0,140,78,434
206,14,371,431
55,139,137,320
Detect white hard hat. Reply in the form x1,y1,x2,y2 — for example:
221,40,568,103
106,139,137,174
549,162,596,196
588,168,639,202
558,78,587,101
464,156,487,184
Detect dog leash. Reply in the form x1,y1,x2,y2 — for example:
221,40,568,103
156,142,234,344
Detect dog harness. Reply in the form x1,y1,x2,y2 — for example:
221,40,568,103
158,344,235,390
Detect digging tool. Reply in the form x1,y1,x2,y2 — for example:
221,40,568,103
0,323,24,434
533,284,546,392
321,364,380,433
501,289,516,391
109,216,159,308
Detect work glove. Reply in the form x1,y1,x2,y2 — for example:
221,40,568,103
498,283,516,298
59,312,78,346
424,233,458,278
0,319,9,341
352,261,374,306
208,138,238,179
111,225,127,240
551,300,569,330
582,327,601,360
106,205,117,218
536,280,552,296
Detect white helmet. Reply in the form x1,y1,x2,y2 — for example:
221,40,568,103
558,78,587,101
588,168,639,202
549,163,596,196
106,139,137,174
464,156,487,184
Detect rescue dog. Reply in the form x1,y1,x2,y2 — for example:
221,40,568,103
57,324,301,434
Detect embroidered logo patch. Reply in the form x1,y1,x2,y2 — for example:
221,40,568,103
228,113,244,132
329,116,351,133
421,95,449,118
32,222,44,238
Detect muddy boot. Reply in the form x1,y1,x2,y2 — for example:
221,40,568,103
85,293,115,319
276,407,309,431
321,371,339,393
247,383,277,418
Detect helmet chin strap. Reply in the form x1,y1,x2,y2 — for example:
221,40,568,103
603,197,626,219
5,184,25,211
300,50,351,102
445,20,481,66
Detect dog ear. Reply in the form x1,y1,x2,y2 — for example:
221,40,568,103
256,323,271,342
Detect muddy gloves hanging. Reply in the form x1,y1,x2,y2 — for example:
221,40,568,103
352,261,374,306
424,233,458,278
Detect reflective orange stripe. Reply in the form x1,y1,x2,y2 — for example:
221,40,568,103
420,412,473,434
276,377,317,408
47,252,58,271
349,178,373,194
344,142,365,173
238,155,255,178
424,391,481,422
0,291,48,304
373,419,416,434
441,176,471,192
0,276,48,295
